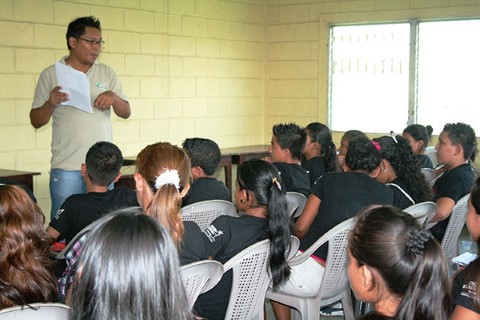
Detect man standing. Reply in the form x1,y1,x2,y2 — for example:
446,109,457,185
30,16,131,219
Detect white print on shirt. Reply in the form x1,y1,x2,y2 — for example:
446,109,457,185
204,225,224,243
461,280,479,302
54,208,65,220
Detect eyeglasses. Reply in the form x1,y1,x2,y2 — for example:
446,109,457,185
77,37,105,46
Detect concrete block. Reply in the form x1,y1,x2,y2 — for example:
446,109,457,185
196,0,220,19
374,0,411,10
154,13,169,33
169,0,196,15
220,79,263,97
0,151,16,169
125,9,154,33
13,0,53,23
230,22,263,41
195,118,223,137
220,41,264,59
309,2,342,20
278,4,308,23
140,119,170,143
0,125,36,151
34,24,68,49
267,61,296,79
183,57,208,76
341,0,375,12
54,2,91,25
141,0,168,13
140,77,168,98
125,54,155,76
99,53,125,75
266,24,295,42
112,120,140,142
155,56,183,76
168,118,195,143
169,78,196,97
16,149,51,171
0,21,33,46
230,98,257,116
141,34,168,55
120,76,140,98
412,0,448,8
297,61,318,79
16,49,55,73
183,98,208,117
197,38,220,57
91,6,124,30
155,98,183,118
108,31,141,54
208,98,232,117
34,125,52,149
169,36,196,56
168,15,182,35
0,0,13,20
127,98,154,120
208,20,232,39
0,74,34,99
15,99,32,125
267,42,316,60
196,79,221,97
183,16,208,37
0,48,15,73
0,100,15,125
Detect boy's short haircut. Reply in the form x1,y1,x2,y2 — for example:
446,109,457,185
85,141,123,186
272,123,306,161
182,138,221,176
443,122,478,162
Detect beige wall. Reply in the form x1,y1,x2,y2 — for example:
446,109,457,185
1,0,480,214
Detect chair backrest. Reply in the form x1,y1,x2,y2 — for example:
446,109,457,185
404,201,437,226
441,194,470,263
425,146,438,168
288,218,354,304
420,168,436,185
0,303,70,320
286,192,308,218
287,235,300,261
223,239,271,320
181,200,238,231
180,260,224,311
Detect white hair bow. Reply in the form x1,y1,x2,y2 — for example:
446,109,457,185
154,169,180,191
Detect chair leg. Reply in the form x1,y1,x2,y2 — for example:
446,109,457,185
342,290,355,320
305,300,321,320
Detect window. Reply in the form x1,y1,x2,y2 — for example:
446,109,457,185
329,20,480,135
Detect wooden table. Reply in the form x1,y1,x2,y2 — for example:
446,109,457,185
0,169,41,192
119,145,270,192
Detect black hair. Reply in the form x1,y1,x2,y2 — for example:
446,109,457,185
272,123,306,161
305,122,340,173
342,130,368,142
66,16,101,49
345,136,380,173
403,124,433,152
373,135,432,203
182,138,221,176
69,208,191,320
442,122,478,162
236,159,292,288
85,141,123,186
349,206,451,320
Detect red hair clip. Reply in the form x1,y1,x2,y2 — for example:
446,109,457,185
372,141,381,152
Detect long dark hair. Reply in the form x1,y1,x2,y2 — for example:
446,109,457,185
345,136,381,173
69,208,191,320
0,185,57,309
350,206,451,320
305,122,340,173
373,135,432,203
403,124,433,152
237,159,292,288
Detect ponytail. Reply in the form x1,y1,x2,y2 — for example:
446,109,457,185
324,140,341,173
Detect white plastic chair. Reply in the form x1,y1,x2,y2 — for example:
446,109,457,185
223,239,271,320
266,218,355,320
181,260,224,310
403,201,437,227
425,147,438,168
441,194,470,263
0,303,70,320
420,168,436,185
286,192,308,218
181,200,238,231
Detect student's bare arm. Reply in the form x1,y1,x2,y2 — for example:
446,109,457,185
431,197,455,222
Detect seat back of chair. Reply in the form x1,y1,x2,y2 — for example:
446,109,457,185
181,200,237,231
223,239,271,320
420,168,436,185
441,194,470,263
404,201,437,226
319,218,354,303
0,303,70,320
286,192,308,218
181,260,224,310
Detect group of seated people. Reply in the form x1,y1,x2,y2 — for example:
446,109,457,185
0,120,479,320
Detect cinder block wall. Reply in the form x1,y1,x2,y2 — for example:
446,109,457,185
0,0,266,214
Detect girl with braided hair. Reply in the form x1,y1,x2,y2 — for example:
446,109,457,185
348,205,450,320
451,177,480,319
302,122,341,185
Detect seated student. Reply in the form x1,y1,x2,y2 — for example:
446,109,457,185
452,177,480,319
0,185,57,309
349,205,450,320
193,159,291,320
69,208,192,320
181,137,231,207
337,129,368,171
403,124,434,169
373,134,432,209
269,122,310,197
271,136,395,319
430,122,477,241
302,122,340,185
47,141,138,245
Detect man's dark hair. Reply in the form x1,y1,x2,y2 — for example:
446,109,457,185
272,123,306,161
66,16,101,49
182,138,221,176
443,122,478,162
85,141,123,186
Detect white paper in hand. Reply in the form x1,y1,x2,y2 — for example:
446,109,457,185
452,252,478,266
55,62,92,113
